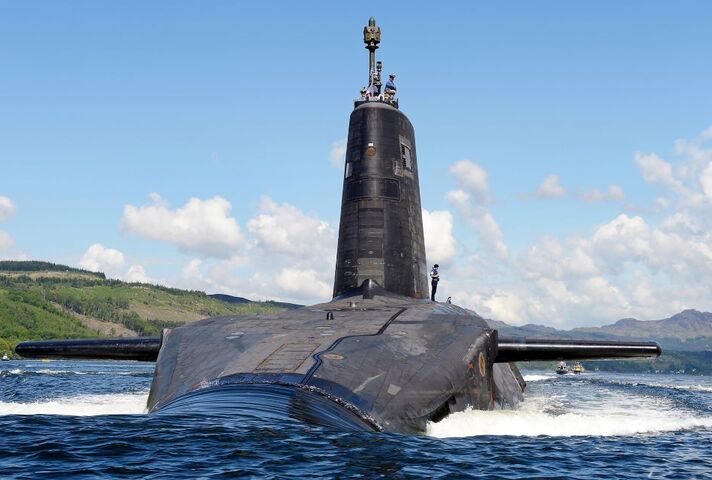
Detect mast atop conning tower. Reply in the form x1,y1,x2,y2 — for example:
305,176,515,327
333,18,428,299
358,17,396,108
364,17,381,86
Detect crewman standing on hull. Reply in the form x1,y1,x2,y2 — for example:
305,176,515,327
430,264,440,301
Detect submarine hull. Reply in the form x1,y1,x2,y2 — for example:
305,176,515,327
147,283,525,434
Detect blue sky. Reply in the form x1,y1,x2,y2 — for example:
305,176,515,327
2,1,712,327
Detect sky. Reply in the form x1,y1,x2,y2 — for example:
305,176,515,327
1,1,712,328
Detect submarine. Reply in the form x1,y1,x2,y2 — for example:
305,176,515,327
15,18,661,434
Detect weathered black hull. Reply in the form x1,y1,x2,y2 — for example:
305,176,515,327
155,382,378,432
146,284,525,434
153,364,525,434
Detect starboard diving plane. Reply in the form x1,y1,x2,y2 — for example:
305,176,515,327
16,18,661,434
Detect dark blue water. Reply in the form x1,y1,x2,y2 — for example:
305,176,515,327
2,361,711,478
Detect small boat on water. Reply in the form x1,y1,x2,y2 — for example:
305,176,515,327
1,353,10,361
572,362,585,374
556,361,568,374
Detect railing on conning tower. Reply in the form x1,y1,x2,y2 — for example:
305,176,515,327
354,95,399,109
355,17,399,109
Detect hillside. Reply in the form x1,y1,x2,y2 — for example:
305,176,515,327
573,309,712,350
487,309,712,351
0,261,293,356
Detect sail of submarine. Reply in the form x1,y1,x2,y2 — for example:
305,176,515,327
15,18,661,434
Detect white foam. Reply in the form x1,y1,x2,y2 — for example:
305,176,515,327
427,393,712,438
522,374,553,382
599,378,712,394
641,382,712,393
686,385,712,393
0,393,149,416
35,369,86,375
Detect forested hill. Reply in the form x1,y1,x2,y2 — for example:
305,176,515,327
0,261,295,356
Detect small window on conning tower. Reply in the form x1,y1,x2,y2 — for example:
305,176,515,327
345,162,353,178
401,144,412,170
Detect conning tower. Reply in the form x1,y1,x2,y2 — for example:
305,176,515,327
333,18,428,299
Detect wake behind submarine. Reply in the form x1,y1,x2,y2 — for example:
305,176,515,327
16,18,661,434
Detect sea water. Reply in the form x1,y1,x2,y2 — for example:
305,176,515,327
1,361,710,478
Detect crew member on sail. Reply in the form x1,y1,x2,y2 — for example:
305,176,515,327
430,264,440,301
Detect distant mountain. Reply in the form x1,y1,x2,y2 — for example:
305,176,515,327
485,309,712,374
485,309,712,352
574,309,712,341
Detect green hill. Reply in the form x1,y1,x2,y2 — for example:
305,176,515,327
0,261,292,357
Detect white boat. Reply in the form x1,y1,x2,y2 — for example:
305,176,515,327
1,353,9,361
556,361,568,374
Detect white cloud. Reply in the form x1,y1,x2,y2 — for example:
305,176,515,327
125,265,152,284
580,185,625,203
607,185,625,201
449,160,489,202
276,267,331,300
0,196,16,222
447,188,508,260
329,138,347,168
520,236,598,281
635,152,684,193
654,197,670,210
436,125,712,327
700,125,712,142
247,196,335,259
79,244,125,274
0,231,14,251
422,209,456,266
121,194,244,258
182,258,203,279
700,162,712,201
164,198,337,305
536,174,566,198
591,214,651,272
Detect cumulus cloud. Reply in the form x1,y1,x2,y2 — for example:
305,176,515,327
329,138,347,168
157,196,338,304
0,196,16,222
275,267,331,300
121,194,244,258
579,185,625,203
451,205,712,327
635,152,684,193
0,231,14,251
125,265,152,284
527,175,624,203
79,244,125,274
536,174,566,198
591,214,651,271
449,160,490,202
247,196,336,259
446,188,508,260
438,125,712,327
700,162,712,201
422,209,456,266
